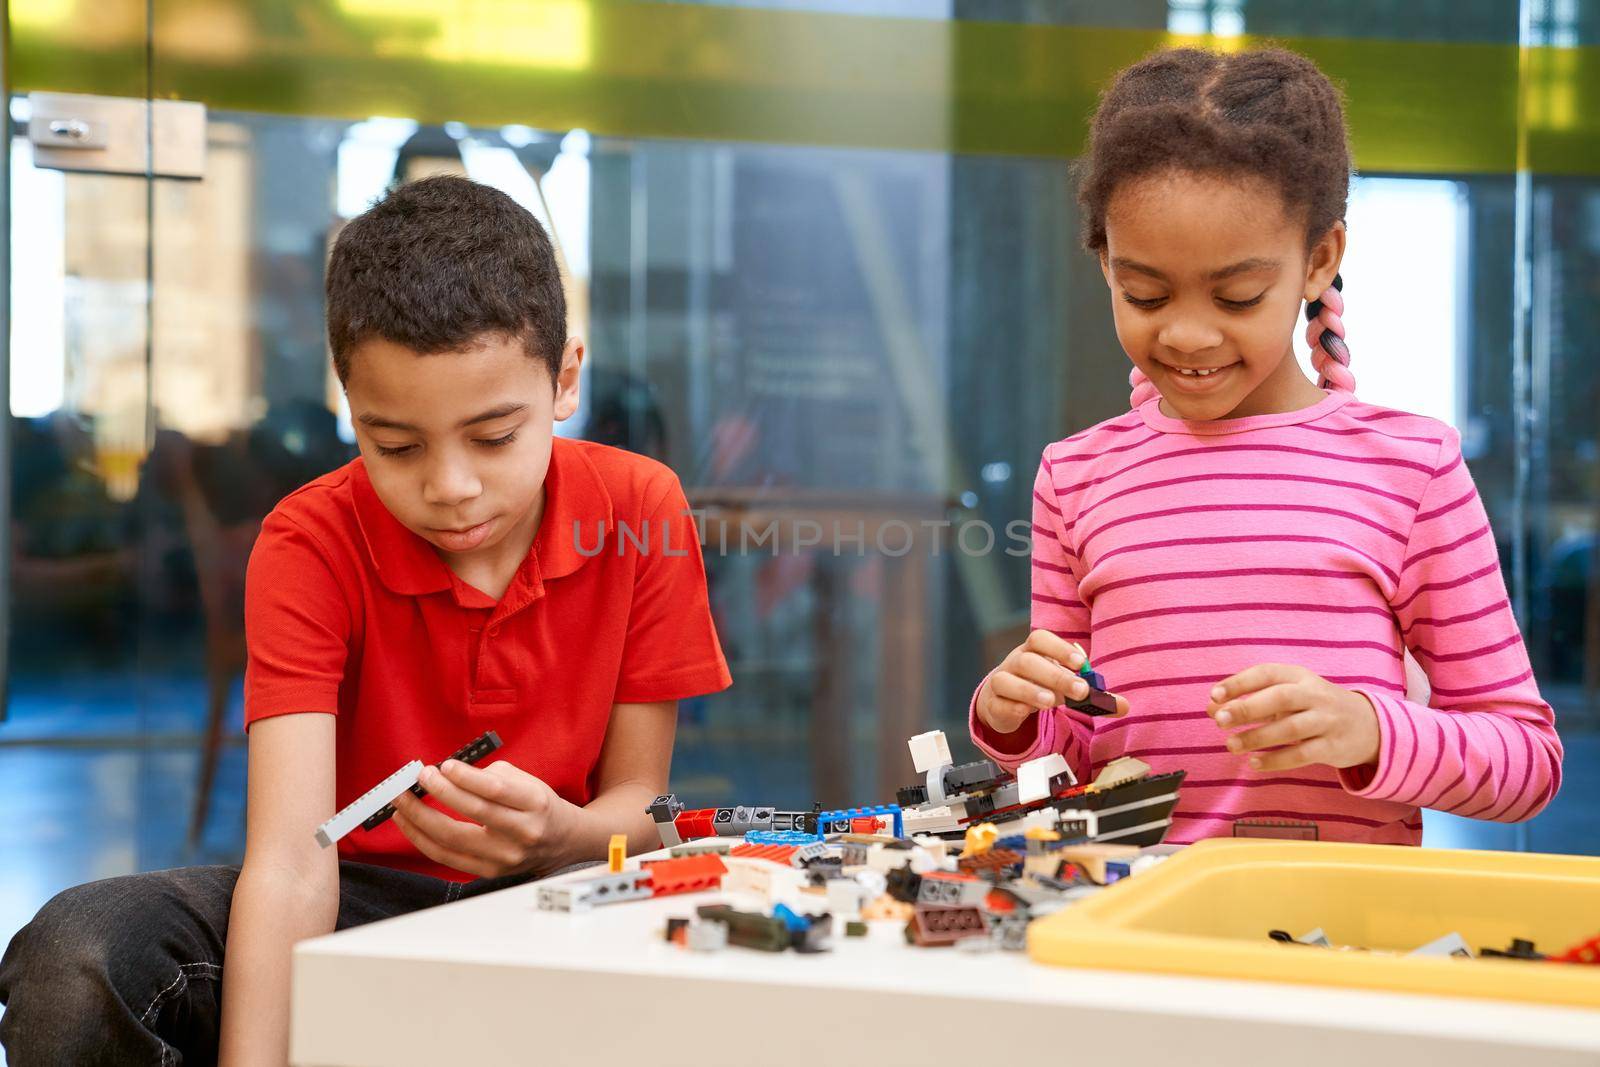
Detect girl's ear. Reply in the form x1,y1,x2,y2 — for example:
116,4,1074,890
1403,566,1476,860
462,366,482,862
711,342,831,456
1304,220,1347,301
1099,251,1115,290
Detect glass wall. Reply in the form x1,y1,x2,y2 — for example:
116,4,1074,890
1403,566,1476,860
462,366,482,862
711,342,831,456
1,2,1596,928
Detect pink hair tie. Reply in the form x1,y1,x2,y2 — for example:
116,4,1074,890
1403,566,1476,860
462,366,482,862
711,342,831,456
1306,273,1354,393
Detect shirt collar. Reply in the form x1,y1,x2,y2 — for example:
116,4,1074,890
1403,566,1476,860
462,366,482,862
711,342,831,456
534,436,614,582
351,437,614,600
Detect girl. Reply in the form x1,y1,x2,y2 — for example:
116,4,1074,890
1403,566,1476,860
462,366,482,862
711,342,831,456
972,47,1562,843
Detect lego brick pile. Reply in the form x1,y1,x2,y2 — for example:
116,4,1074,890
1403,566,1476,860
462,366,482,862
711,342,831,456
536,729,1190,955
1270,927,1600,964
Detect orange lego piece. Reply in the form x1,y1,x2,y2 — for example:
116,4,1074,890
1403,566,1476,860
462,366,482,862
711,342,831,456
728,842,799,865
608,833,626,873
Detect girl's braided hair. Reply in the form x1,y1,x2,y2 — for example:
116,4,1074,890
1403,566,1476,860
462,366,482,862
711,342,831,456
1074,47,1355,407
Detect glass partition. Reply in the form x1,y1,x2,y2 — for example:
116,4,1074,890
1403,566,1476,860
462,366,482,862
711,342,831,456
1,5,1595,918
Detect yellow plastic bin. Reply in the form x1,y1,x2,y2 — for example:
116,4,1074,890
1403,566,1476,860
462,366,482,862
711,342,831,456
1027,839,1600,1009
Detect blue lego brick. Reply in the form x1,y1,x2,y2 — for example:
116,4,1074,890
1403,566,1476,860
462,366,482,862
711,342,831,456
814,804,904,840
771,903,810,932
744,830,818,845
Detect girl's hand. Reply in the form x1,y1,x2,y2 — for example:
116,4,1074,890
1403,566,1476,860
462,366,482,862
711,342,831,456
391,760,575,878
1207,664,1380,772
977,629,1129,734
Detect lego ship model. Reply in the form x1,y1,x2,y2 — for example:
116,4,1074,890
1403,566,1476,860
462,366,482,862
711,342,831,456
894,732,1185,849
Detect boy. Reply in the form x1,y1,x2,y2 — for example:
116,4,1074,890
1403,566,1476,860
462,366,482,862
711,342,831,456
0,175,731,1065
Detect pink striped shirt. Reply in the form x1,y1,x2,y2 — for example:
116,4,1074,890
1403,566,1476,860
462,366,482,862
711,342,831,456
970,390,1563,844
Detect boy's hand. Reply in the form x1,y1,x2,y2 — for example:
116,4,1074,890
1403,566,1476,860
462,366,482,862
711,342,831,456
1207,664,1380,772
977,629,1129,734
391,760,575,878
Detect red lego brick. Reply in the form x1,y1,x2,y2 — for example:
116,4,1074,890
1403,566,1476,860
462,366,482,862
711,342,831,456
850,816,880,833
674,808,717,840
1554,934,1600,965
984,888,1017,914
728,843,799,865
648,853,728,897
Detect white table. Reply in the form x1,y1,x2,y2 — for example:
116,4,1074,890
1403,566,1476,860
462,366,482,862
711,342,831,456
291,844,1600,1066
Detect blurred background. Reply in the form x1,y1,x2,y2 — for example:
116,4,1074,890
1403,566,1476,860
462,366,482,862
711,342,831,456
0,0,1596,962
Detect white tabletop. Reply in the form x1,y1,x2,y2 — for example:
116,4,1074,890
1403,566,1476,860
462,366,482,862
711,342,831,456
292,844,1600,1067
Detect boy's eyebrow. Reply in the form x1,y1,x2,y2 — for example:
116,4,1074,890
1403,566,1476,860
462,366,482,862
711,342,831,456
1110,256,1281,282
1207,257,1281,280
356,402,529,432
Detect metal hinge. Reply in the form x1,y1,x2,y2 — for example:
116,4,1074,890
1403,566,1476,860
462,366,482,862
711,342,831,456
26,92,206,180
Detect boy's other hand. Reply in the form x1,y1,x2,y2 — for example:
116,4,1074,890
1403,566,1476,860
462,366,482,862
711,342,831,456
977,629,1129,735
391,760,574,878
1207,663,1381,772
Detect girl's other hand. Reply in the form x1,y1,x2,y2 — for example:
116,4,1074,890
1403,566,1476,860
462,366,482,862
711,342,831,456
1207,663,1380,771
978,629,1129,734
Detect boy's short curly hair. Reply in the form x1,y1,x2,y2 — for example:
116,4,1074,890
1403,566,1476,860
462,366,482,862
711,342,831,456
326,174,566,384
1075,46,1353,255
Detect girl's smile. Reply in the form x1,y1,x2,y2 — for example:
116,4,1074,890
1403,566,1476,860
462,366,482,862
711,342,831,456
1152,358,1241,393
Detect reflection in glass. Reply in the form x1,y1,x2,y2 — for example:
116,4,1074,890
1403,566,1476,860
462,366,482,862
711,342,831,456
2,3,1598,880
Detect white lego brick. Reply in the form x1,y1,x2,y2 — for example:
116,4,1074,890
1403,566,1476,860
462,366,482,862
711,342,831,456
865,846,916,873
536,884,581,912
908,730,953,774
826,879,868,918
1017,753,1070,804
917,878,989,907
314,760,423,849
723,858,804,904
1017,810,1063,834
535,870,653,913
903,807,961,835
789,841,830,867
686,919,728,952
1411,932,1473,958
1129,854,1169,877
721,858,771,895
852,868,887,899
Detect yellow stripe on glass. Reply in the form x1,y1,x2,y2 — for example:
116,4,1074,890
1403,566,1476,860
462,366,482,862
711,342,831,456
7,1,1597,175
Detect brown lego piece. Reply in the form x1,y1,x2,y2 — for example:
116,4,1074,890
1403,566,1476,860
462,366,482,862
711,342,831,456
905,905,990,946
1232,819,1319,841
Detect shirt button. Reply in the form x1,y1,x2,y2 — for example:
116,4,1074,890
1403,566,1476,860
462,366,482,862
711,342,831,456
488,626,501,638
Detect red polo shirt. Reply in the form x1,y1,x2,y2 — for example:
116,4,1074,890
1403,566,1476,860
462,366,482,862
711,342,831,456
243,437,731,881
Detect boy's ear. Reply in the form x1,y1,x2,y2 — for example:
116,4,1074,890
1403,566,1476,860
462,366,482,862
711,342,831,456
1304,220,1346,301
553,336,584,421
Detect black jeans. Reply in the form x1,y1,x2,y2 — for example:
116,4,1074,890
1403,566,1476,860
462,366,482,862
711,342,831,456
0,861,548,1066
